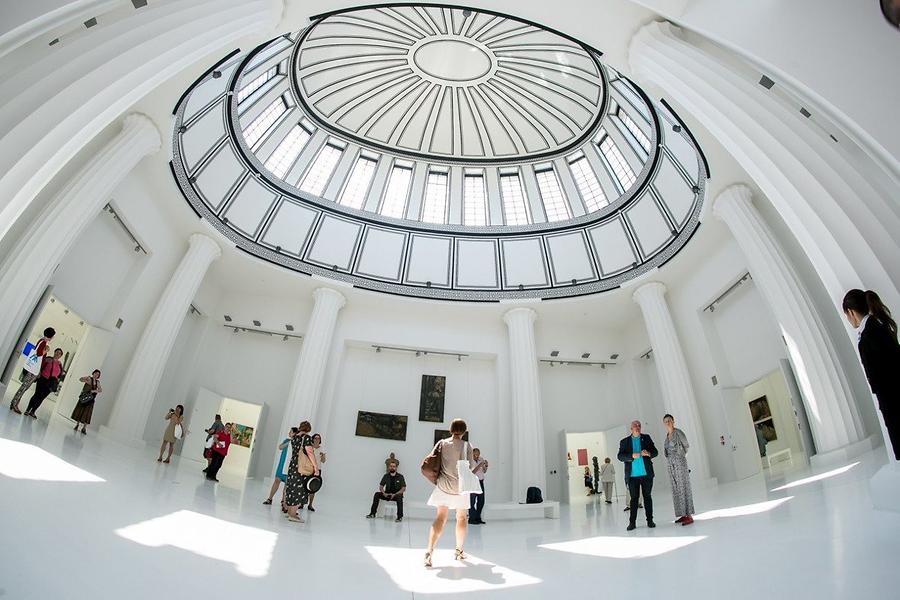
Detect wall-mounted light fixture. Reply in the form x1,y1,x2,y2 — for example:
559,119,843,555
371,345,468,362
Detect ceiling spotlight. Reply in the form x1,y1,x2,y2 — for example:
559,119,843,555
282,335,289,341
550,361,555,367
375,347,381,353
415,351,421,357
212,70,222,79
457,355,462,362
134,245,141,252
610,353,619,360
601,363,606,369
462,9,472,17
224,315,232,322
550,350,559,357
252,320,261,327
285,324,294,331
581,352,590,359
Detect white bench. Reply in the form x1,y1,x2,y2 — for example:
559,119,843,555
404,501,560,520
765,447,793,468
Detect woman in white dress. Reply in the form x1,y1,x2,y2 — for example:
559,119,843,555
425,419,475,567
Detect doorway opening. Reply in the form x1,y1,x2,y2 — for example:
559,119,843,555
563,431,610,504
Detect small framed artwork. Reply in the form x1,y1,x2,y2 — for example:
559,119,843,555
749,396,772,422
356,411,408,441
419,374,446,422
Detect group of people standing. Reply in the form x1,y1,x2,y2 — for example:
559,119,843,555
262,421,325,523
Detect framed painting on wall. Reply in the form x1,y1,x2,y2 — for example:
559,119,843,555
433,429,469,445
419,374,446,422
230,424,254,448
356,411,408,441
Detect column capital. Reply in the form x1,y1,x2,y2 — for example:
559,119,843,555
503,306,537,326
121,112,162,154
312,286,346,309
188,232,222,260
712,183,754,220
632,281,667,305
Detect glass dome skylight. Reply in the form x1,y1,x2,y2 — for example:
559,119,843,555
171,4,709,301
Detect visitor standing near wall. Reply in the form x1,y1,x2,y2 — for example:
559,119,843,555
599,457,615,504
307,433,326,512
285,420,317,523
468,448,488,525
367,460,406,522
264,427,297,509
202,414,225,471
618,420,658,531
9,327,55,414
422,418,479,568
843,289,900,460
205,423,231,482
70,369,101,434
584,466,594,496
663,414,695,525
157,405,184,463
22,348,62,418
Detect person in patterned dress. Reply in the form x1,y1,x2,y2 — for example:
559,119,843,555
663,414,695,526
285,420,317,523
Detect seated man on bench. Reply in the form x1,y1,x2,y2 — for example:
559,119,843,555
366,460,406,522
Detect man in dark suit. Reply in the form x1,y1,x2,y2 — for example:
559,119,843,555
618,420,659,531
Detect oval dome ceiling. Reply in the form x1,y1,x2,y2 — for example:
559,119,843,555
169,4,710,302
293,5,606,163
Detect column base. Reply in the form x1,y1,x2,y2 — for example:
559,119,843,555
98,425,147,448
809,434,878,469
870,462,900,513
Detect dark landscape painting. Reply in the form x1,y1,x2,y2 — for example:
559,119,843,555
419,374,446,422
356,411,408,441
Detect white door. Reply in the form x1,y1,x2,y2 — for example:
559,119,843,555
721,387,763,480
182,387,224,464
56,325,113,418
780,359,814,459
559,430,570,504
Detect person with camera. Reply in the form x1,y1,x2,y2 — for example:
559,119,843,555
468,448,488,525
157,405,184,463
285,421,318,523
70,369,102,434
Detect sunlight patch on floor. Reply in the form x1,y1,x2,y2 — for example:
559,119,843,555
365,546,541,594
693,496,793,521
115,510,277,577
770,462,859,492
0,438,105,482
539,535,706,559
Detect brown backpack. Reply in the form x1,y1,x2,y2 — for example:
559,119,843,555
420,440,443,484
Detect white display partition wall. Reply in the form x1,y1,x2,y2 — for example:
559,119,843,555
219,396,264,478
54,325,113,421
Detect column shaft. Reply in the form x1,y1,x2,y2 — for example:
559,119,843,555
633,282,711,480
106,233,221,440
278,288,346,435
0,114,160,364
503,307,546,501
714,184,863,452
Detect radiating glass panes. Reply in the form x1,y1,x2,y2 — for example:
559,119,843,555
264,123,311,178
338,155,378,209
237,66,277,104
380,164,413,218
568,155,608,212
618,107,652,155
535,168,570,222
242,98,287,149
463,173,487,226
597,128,637,191
500,173,529,225
422,170,449,224
299,143,342,195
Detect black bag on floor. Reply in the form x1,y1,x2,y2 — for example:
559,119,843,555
525,486,543,504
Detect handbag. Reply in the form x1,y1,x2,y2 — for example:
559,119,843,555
204,437,215,449
23,349,41,376
420,439,443,484
78,379,98,405
298,437,315,475
174,423,184,440
305,475,323,493
457,441,483,494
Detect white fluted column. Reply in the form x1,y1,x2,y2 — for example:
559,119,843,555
503,307,546,501
278,288,346,435
105,233,221,441
0,113,161,362
0,0,282,245
633,282,711,481
629,22,900,327
714,184,864,453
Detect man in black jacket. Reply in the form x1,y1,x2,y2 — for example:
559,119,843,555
618,420,659,531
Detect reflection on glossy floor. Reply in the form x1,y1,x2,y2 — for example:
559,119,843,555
1,411,898,600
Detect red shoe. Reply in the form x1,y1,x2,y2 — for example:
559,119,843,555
674,516,686,523
681,515,694,526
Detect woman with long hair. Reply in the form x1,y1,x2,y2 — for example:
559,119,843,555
307,433,326,512
424,418,476,568
157,405,184,463
842,289,900,459
70,369,102,434
663,414,695,525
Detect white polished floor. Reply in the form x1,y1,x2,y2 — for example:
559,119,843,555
1,410,898,600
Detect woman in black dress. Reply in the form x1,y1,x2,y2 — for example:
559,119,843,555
285,420,317,523
843,289,900,459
